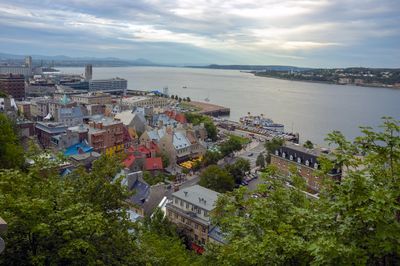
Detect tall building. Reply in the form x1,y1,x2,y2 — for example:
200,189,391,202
89,78,127,94
0,74,25,100
0,66,31,78
25,56,32,70
85,64,93,81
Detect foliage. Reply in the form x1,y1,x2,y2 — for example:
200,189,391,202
264,137,284,163
206,118,400,265
219,136,243,157
185,113,217,141
256,153,265,168
143,170,165,186
203,150,222,166
0,154,137,265
303,140,314,149
225,158,250,184
0,113,24,169
159,152,170,167
199,165,235,193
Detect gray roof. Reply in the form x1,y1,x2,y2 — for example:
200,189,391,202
173,131,191,150
173,185,220,211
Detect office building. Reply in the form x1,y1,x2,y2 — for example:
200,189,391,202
85,64,93,81
0,74,25,100
89,78,127,94
71,92,112,105
0,66,31,78
25,56,32,69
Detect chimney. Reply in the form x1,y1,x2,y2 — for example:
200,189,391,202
184,191,188,197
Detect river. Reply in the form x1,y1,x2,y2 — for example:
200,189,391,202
58,66,400,145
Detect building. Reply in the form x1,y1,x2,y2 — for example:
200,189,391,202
16,101,31,119
121,95,169,108
35,122,68,148
50,128,81,150
270,142,342,193
121,171,167,218
86,117,125,154
166,185,220,250
58,106,84,126
85,64,93,81
0,66,31,78
48,94,77,120
25,56,32,70
89,78,127,94
0,74,25,100
30,97,50,120
71,92,112,105
114,110,147,134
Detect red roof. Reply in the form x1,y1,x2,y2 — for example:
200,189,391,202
144,157,163,171
175,113,187,124
123,154,136,168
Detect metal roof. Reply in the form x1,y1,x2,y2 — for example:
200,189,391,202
172,185,220,211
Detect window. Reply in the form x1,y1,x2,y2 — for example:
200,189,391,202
297,157,301,163
195,224,198,229
204,211,209,217
202,226,206,233
180,216,185,223
197,208,201,214
289,155,293,161
305,160,309,166
186,202,189,209
180,200,183,207
314,163,318,169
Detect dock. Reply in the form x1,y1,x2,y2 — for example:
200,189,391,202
189,101,230,117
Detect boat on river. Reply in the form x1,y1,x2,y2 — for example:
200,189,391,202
239,114,284,133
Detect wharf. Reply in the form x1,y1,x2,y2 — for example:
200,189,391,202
189,101,230,117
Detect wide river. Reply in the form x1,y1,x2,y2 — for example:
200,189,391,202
59,67,400,145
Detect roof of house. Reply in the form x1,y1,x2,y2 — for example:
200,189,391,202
35,122,68,134
208,226,227,244
173,131,191,150
144,157,163,171
64,141,94,156
123,154,136,168
173,185,220,211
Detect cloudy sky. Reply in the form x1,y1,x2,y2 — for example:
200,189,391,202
0,0,399,67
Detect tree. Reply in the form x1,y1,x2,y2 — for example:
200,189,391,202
225,158,250,184
203,150,222,166
220,136,243,157
0,113,24,169
264,137,284,163
256,153,265,168
303,140,314,149
170,94,175,99
174,95,179,100
186,97,191,102
206,118,400,265
199,165,235,193
159,152,170,167
185,113,218,141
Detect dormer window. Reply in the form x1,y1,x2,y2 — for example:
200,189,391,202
289,155,293,161
314,163,318,169
305,160,309,166
282,152,286,158
275,150,279,156
297,157,301,163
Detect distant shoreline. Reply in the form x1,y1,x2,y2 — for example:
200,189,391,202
253,73,400,90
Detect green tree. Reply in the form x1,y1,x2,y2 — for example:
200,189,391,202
203,150,222,166
264,137,284,163
303,140,314,149
206,118,400,265
0,113,24,169
220,136,243,157
186,97,191,102
225,158,250,184
159,152,170,167
256,153,265,168
185,113,217,141
199,165,235,193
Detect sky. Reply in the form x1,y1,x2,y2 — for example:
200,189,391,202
0,0,399,67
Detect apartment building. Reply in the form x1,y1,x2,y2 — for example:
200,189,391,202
166,185,221,250
0,74,25,100
71,92,112,105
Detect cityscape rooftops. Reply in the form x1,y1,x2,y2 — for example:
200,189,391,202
173,185,220,211
35,122,68,134
64,141,94,156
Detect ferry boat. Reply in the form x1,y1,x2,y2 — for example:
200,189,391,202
239,114,284,133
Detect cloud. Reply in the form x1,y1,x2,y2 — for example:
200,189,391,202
0,0,399,66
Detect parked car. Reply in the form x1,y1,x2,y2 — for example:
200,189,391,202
248,153,254,157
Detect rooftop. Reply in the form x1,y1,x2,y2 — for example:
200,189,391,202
173,185,220,211
64,141,94,156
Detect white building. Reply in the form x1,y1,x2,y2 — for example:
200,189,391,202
89,78,127,94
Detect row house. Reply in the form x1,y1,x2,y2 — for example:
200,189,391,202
270,142,342,193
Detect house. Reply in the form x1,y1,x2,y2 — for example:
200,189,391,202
270,142,342,193
69,151,101,169
144,157,163,172
166,185,222,251
35,122,68,148
114,110,147,134
120,171,167,217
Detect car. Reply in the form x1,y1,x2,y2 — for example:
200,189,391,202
248,153,253,157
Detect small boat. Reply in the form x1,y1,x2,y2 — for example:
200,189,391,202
182,86,187,89
204,97,210,102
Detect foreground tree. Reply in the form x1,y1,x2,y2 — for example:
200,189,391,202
219,136,243,157
199,165,235,193
206,118,400,265
255,153,265,168
0,113,24,169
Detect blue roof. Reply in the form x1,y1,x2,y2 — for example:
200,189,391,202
64,141,93,156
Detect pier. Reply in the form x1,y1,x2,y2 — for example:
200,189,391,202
189,101,230,117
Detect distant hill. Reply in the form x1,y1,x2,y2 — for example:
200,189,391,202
0,53,165,67
188,64,313,71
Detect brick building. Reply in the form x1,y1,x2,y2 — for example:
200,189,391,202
86,117,125,154
0,74,25,100
270,142,341,193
